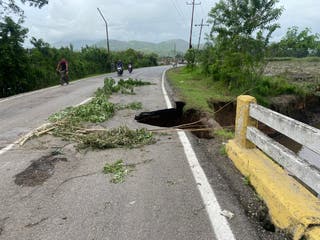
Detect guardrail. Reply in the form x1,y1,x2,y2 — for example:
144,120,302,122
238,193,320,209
226,95,320,239
234,95,320,195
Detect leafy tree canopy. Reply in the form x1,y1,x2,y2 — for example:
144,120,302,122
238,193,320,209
0,0,48,21
203,0,283,88
209,0,283,45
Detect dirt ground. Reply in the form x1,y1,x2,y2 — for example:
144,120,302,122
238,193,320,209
264,60,320,85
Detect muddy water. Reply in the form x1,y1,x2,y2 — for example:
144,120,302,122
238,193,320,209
275,123,320,170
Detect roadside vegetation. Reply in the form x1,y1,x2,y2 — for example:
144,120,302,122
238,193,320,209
170,0,320,113
21,77,155,149
0,15,158,98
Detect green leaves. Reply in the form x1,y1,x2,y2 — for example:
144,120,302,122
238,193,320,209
203,0,283,89
48,77,154,150
271,26,320,58
78,126,155,150
95,78,152,97
1,0,48,21
0,17,29,97
103,160,133,183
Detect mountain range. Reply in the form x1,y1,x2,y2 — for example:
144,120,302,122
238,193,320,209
52,39,189,56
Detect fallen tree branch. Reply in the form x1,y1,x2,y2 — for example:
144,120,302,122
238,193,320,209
18,123,54,146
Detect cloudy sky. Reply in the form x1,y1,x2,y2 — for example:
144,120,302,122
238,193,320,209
20,0,320,46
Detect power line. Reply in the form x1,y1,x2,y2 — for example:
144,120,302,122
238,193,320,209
187,0,201,49
195,18,209,49
174,0,187,19
170,0,185,21
200,3,207,17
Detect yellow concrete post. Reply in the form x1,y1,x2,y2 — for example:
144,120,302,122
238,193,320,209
235,95,257,148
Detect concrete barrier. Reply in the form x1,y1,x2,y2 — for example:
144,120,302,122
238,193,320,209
226,95,320,240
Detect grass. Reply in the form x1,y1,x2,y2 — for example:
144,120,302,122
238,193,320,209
103,160,133,183
168,65,315,109
219,145,227,156
243,175,251,186
214,128,235,141
166,67,234,113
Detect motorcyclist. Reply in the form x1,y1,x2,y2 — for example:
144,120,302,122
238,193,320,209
128,62,133,73
116,60,123,76
116,60,123,69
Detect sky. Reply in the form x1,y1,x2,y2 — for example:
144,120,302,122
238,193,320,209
18,0,320,46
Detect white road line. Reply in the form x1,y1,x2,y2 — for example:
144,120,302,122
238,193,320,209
75,97,93,106
161,70,236,240
0,143,15,155
0,85,60,103
0,73,108,104
0,97,93,157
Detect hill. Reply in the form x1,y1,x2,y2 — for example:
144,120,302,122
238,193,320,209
52,39,189,56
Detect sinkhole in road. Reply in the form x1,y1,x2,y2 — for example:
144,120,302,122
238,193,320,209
134,101,213,138
14,151,67,187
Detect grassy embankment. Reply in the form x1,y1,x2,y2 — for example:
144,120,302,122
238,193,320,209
167,58,320,112
166,67,233,114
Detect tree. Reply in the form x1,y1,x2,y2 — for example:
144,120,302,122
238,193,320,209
269,26,320,57
0,17,29,97
206,0,283,88
184,48,196,69
0,0,48,21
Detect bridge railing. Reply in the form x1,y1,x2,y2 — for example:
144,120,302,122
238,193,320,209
234,95,320,195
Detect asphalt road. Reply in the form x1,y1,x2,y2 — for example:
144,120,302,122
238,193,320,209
0,66,269,240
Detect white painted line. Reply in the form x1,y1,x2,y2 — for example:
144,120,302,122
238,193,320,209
161,69,236,240
0,85,60,104
0,73,108,104
75,97,93,106
0,143,15,155
0,97,93,157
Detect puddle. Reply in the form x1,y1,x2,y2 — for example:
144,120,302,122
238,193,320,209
15,152,67,187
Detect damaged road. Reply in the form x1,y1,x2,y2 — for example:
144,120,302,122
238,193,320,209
0,66,287,240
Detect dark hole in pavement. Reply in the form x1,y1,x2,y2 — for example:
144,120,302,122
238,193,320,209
14,152,67,187
135,101,212,138
207,99,236,128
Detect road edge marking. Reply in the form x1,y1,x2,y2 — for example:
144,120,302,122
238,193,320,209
161,69,236,240
0,97,93,156
0,74,108,104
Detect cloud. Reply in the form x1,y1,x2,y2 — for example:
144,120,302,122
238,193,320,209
19,0,320,46
273,0,320,40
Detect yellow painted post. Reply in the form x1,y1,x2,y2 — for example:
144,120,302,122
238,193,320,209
235,95,257,148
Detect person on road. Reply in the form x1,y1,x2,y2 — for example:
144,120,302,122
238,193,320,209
116,60,124,76
128,61,133,73
116,60,123,69
56,58,69,85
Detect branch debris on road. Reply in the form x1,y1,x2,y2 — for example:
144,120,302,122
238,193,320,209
17,78,155,149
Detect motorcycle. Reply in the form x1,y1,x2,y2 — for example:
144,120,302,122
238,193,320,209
128,64,133,73
117,66,123,76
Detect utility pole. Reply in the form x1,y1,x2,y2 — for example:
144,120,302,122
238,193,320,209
97,8,110,54
187,0,201,49
173,42,177,67
195,19,209,49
